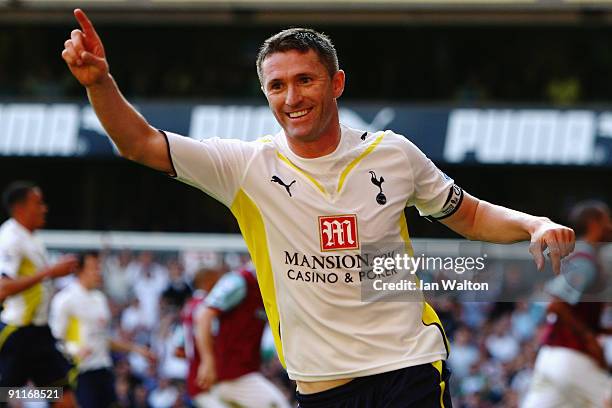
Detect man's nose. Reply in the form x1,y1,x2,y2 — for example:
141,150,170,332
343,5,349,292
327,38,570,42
285,84,303,107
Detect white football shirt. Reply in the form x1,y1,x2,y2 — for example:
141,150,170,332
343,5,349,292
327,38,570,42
49,281,113,372
0,218,53,326
165,124,455,381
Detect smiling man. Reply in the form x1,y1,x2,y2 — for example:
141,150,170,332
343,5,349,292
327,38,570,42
257,42,345,158
62,11,575,407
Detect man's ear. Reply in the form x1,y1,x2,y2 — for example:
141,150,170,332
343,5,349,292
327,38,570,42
332,69,345,99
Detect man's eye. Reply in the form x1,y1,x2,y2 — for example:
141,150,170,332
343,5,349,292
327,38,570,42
300,77,311,84
270,83,282,91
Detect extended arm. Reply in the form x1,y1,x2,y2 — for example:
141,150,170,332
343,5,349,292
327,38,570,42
441,193,575,273
110,338,156,361
194,307,220,391
62,9,172,173
0,256,78,301
0,272,50,301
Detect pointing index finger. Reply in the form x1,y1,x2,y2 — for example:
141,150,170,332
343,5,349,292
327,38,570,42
74,8,98,38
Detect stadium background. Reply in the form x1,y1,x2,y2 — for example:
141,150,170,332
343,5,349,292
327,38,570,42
1,0,612,407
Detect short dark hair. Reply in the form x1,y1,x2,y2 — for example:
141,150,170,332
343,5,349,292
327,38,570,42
256,28,339,84
2,181,38,214
76,251,100,273
569,200,610,236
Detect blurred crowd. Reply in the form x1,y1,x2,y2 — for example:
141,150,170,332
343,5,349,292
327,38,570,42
439,298,611,408
438,300,546,408
30,249,610,408
48,249,293,408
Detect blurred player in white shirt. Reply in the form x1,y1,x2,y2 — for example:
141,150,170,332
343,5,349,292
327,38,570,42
50,251,155,408
0,181,78,408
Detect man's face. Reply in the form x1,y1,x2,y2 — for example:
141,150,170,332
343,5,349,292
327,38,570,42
139,251,153,267
261,49,345,144
81,255,102,289
18,188,48,230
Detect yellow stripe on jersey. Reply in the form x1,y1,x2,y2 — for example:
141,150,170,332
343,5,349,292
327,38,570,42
337,132,385,193
398,210,415,257
65,316,82,364
18,257,42,325
0,324,17,350
230,188,286,368
431,360,447,408
276,152,327,197
422,302,450,358
398,209,450,358
66,316,81,343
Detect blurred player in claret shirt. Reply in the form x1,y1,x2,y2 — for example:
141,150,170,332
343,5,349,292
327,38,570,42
186,265,290,408
523,200,612,408
179,267,224,405
0,181,78,408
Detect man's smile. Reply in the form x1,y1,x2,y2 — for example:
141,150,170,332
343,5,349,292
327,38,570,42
287,108,313,119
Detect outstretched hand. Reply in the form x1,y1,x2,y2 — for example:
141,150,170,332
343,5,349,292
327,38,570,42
47,255,79,279
62,9,109,87
529,219,575,275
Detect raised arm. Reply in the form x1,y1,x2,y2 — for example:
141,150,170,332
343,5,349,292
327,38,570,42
62,9,172,173
441,193,575,274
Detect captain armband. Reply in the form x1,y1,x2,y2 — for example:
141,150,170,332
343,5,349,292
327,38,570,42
425,184,464,222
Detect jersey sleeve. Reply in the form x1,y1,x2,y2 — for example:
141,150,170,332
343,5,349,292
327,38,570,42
0,236,22,279
164,131,258,207
401,137,458,218
204,272,247,313
545,256,597,305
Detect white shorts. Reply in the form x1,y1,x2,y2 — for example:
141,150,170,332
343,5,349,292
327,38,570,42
193,372,290,408
522,346,612,408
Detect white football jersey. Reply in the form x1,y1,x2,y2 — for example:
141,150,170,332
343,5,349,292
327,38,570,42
0,218,53,326
166,124,455,381
49,281,112,372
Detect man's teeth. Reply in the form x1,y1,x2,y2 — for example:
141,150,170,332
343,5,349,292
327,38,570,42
289,109,309,118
